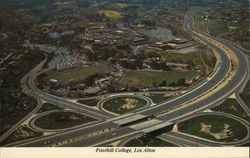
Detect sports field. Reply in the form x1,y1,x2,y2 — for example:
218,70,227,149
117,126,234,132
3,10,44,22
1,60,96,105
53,66,108,83
120,70,199,88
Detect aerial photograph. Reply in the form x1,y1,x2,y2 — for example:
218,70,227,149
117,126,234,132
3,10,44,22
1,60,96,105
0,0,249,150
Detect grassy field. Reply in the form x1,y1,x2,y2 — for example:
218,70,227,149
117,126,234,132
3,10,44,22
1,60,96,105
165,51,205,69
212,98,249,120
201,14,250,51
240,79,250,109
78,99,100,107
98,10,123,19
103,96,147,114
125,135,177,147
38,103,62,113
120,70,200,88
204,19,229,36
140,46,209,70
139,46,162,56
178,115,248,142
34,111,97,130
53,66,108,83
143,93,173,104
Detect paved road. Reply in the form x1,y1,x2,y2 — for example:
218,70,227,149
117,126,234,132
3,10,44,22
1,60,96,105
0,56,47,142
97,95,153,116
4,8,249,147
118,111,250,147
27,109,102,133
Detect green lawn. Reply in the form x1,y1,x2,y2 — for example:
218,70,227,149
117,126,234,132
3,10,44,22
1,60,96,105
125,135,177,147
206,20,229,37
34,111,97,130
178,115,248,142
139,47,208,70
78,99,100,107
165,51,205,69
139,46,162,56
240,79,250,109
53,66,108,83
103,96,147,114
38,103,62,113
212,98,249,120
120,70,200,88
144,93,173,104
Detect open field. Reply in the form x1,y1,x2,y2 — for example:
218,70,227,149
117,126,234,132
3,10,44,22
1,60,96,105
196,10,250,51
53,66,108,83
139,46,211,71
120,70,200,88
98,10,123,19
124,135,177,147
178,115,248,142
103,96,147,114
38,103,62,113
164,51,205,69
211,98,249,120
34,111,97,130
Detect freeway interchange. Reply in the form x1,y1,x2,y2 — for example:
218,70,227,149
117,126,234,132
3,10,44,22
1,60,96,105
2,9,249,147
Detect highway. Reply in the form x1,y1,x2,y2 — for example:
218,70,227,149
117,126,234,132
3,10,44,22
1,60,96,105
119,112,250,147
2,8,249,147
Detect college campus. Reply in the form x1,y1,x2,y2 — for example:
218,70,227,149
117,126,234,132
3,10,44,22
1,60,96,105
0,0,249,148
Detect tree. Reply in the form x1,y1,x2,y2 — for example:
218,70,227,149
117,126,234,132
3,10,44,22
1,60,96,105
177,78,186,86
159,80,167,87
168,82,176,87
153,82,157,87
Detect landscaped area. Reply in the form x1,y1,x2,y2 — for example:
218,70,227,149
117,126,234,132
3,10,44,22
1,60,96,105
211,98,249,120
240,79,250,109
53,66,108,83
178,115,248,142
142,93,173,104
34,111,97,130
38,103,62,113
78,99,100,107
120,70,200,88
124,135,177,147
139,46,209,71
165,51,205,69
103,96,148,114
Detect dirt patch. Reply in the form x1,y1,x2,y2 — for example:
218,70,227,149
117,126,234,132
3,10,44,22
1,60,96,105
70,115,81,120
199,122,233,140
120,98,138,110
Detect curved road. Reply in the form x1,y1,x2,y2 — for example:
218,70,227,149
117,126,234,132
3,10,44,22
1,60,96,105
3,8,249,147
